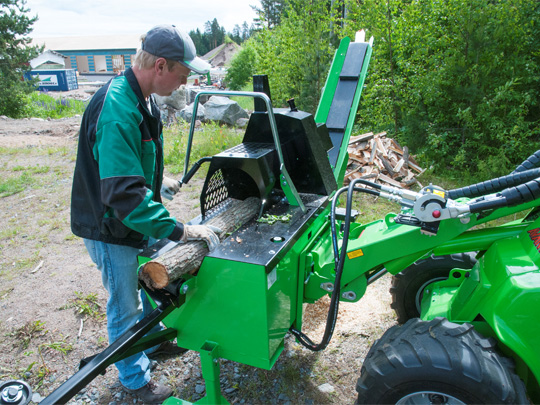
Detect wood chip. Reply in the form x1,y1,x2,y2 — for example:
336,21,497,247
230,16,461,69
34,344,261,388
31,260,44,274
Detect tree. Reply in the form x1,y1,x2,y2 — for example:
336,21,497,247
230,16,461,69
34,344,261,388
225,40,258,90
243,0,342,112
189,28,210,56
393,0,540,174
344,0,540,176
252,0,287,29
204,18,226,50
0,0,41,117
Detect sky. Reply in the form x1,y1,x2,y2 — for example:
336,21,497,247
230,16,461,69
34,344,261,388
25,0,260,38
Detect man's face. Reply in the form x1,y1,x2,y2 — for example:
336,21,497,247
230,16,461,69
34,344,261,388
155,61,191,96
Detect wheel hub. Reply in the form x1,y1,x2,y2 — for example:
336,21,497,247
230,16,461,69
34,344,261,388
0,381,32,405
396,391,466,405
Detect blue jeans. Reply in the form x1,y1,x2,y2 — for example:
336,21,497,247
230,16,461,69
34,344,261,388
84,238,162,390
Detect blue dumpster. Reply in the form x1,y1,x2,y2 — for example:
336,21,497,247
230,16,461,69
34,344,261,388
25,69,78,91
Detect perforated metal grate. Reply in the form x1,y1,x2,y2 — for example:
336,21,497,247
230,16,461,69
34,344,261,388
202,169,229,216
217,142,274,158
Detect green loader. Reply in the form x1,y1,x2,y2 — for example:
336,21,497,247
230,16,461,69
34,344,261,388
21,33,540,405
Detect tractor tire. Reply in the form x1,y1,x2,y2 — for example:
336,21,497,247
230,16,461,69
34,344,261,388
356,318,528,405
390,253,477,324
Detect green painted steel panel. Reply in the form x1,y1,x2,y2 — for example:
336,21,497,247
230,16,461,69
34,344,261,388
156,253,298,370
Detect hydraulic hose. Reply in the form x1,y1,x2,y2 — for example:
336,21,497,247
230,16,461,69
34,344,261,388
469,177,540,213
513,149,540,173
447,168,540,200
290,179,379,351
180,157,212,186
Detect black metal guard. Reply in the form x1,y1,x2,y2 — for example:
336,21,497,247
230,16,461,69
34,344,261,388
41,283,183,405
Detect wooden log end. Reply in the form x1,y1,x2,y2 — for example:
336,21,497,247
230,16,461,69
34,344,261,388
140,262,169,290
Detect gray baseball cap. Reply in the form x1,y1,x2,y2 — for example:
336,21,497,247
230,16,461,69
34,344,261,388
141,24,211,74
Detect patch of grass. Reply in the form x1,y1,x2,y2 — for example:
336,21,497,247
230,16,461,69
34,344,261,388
40,337,73,357
3,253,43,275
0,287,13,300
0,226,22,240
0,164,53,197
12,320,48,350
0,172,34,197
60,291,104,320
163,122,244,174
63,233,78,241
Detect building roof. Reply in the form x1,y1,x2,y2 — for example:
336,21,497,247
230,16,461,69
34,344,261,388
32,35,141,52
30,49,67,69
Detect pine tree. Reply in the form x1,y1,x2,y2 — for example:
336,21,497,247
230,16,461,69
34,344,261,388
0,0,41,117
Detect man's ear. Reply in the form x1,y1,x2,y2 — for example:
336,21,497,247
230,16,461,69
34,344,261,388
155,58,167,75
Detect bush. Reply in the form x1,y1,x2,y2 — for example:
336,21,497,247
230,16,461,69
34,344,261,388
225,41,258,90
22,91,88,119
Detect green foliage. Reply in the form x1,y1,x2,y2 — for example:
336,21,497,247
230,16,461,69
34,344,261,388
0,163,51,197
60,292,104,320
225,41,258,90
12,320,47,350
163,122,244,174
245,0,341,113
190,18,255,55
252,0,287,29
23,91,88,119
0,0,42,117
343,0,540,175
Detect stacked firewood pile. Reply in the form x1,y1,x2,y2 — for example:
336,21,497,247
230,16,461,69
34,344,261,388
345,131,425,189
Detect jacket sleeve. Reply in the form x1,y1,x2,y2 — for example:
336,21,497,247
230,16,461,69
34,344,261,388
94,120,184,240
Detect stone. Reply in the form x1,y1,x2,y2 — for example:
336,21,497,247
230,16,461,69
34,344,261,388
32,393,44,403
236,117,249,128
153,87,186,110
203,96,249,126
178,103,205,123
317,383,335,393
195,384,205,394
187,88,211,105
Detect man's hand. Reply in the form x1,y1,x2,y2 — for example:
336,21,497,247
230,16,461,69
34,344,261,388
161,176,181,200
180,225,221,251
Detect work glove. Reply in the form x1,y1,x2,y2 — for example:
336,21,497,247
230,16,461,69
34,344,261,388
161,176,181,200
180,224,222,251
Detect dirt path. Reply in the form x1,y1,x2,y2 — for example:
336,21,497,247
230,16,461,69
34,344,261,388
0,115,395,404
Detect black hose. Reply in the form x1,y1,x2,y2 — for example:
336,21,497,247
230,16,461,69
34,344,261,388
180,157,212,186
469,177,540,213
290,178,378,351
448,168,540,200
513,150,540,173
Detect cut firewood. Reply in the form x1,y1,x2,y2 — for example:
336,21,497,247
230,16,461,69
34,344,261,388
378,153,395,177
349,132,374,144
139,197,261,289
345,132,424,189
375,137,388,157
369,139,377,163
378,173,403,188
403,146,410,169
394,158,405,173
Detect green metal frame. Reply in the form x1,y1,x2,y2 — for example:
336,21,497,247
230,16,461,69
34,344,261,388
418,211,540,402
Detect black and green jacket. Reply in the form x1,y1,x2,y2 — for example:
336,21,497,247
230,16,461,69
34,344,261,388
71,68,184,248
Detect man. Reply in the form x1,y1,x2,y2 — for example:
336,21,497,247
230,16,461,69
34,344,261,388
71,25,219,403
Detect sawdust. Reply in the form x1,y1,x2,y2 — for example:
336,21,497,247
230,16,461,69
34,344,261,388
0,110,396,404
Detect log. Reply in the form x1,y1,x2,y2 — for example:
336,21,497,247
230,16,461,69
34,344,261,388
139,197,261,289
